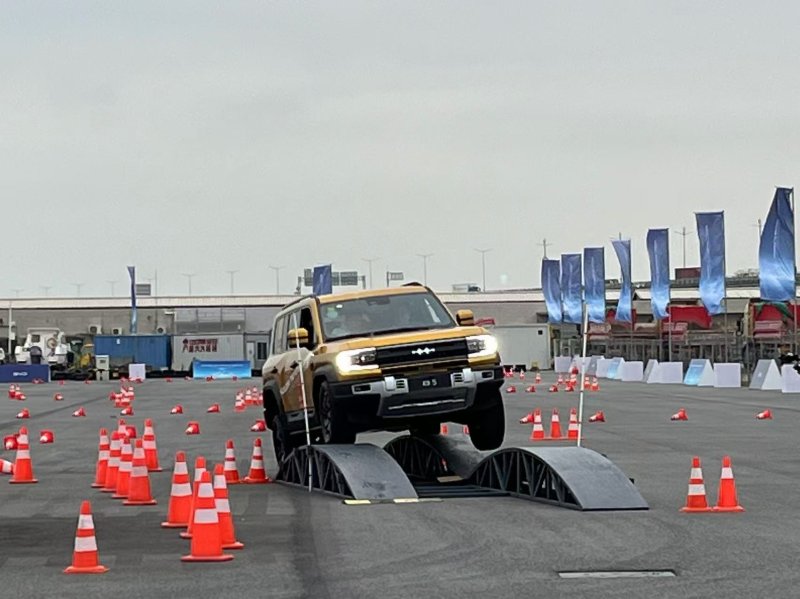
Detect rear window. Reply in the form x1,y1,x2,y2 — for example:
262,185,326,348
320,292,455,341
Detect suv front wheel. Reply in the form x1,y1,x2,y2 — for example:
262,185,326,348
467,388,505,451
317,380,357,444
271,414,302,464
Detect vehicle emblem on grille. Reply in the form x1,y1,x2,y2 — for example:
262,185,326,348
411,347,435,356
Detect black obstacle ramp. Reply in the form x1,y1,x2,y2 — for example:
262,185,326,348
277,443,418,501
384,434,488,480
469,446,649,511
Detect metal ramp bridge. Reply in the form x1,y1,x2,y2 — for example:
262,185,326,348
276,435,648,511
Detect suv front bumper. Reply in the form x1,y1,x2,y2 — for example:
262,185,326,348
328,366,502,420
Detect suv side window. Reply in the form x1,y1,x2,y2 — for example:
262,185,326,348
273,315,287,354
298,306,316,348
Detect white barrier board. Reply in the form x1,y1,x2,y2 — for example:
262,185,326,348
128,363,146,381
595,358,610,378
750,360,782,391
781,364,800,393
621,361,644,382
657,362,684,384
554,357,572,374
644,359,659,383
714,363,741,388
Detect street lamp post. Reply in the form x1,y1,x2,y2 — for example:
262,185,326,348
226,270,239,295
107,281,117,297
474,248,492,292
417,253,433,286
362,257,380,289
73,283,84,297
269,266,285,295
182,273,195,296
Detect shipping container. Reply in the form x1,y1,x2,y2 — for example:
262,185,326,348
171,333,245,373
485,325,552,370
245,333,271,374
93,335,172,370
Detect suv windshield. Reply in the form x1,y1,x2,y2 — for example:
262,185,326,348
320,292,456,341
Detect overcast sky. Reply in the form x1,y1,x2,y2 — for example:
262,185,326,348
2,2,800,298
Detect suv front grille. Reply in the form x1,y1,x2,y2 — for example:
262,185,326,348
375,338,469,369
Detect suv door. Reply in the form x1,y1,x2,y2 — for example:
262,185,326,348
279,305,318,417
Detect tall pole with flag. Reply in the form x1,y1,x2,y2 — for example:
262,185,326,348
127,266,137,335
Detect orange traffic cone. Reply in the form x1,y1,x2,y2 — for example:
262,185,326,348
16,408,30,419
39,430,54,444
243,438,270,484
525,385,536,393
91,429,110,488
124,440,157,506
713,456,745,512
671,408,688,421
519,371,525,380
180,457,207,539
101,432,122,493
557,375,564,385
112,436,133,499
519,411,534,424
588,410,605,423
756,409,772,420
567,408,579,440
462,425,470,435
170,404,183,415
161,451,193,528
548,408,563,439
142,419,162,472
0,459,13,474
250,420,267,432
120,406,134,416
534,373,542,384
213,464,243,550
440,423,449,435
9,427,37,484
680,456,713,513
185,421,200,435
505,385,517,393
564,383,575,393
54,393,64,401
72,407,86,417
223,440,240,485
207,403,221,414
529,409,545,441
64,501,108,574
548,384,558,393
591,378,600,391
181,471,233,562
4,434,18,451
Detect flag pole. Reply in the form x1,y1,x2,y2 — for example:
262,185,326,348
577,298,589,448
792,189,797,356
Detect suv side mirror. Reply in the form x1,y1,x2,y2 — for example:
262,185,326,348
287,327,310,348
456,309,475,326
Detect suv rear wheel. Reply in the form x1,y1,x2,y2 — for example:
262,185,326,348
317,380,357,444
467,389,505,450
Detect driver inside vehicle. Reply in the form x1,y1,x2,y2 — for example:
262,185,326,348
329,309,368,338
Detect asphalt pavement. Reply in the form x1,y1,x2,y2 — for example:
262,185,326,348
1,375,798,599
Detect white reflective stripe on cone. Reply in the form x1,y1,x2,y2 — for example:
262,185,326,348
132,466,148,477
171,482,192,496
18,435,29,444
224,462,236,470
174,462,188,475
197,483,214,498
193,508,218,524
215,499,231,513
690,468,702,479
108,457,120,467
194,470,205,482
74,536,98,552
119,462,132,473
99,451,110,460
16,450,30,459
688,484,706,495
143,441,156,450
721,467,733,479
78,515,94,529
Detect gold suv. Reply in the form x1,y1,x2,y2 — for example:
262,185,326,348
262,284,504,461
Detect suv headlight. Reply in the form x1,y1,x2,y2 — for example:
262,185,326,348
335,348,378,373
466,334,498,359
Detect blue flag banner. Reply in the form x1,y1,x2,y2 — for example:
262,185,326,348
611,239,633,322
127,266,137,334
646,228,671,320
583,247,606,324
759,188,795,302
695,211,726,315
312,264,333,295
561,254,583,324
541,259,562,323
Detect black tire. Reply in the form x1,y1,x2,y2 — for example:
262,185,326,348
467,389,505,450
410,420,441,437
271,414,300,464
317,381,357,444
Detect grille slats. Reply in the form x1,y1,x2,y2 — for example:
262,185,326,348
375,338,468,369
